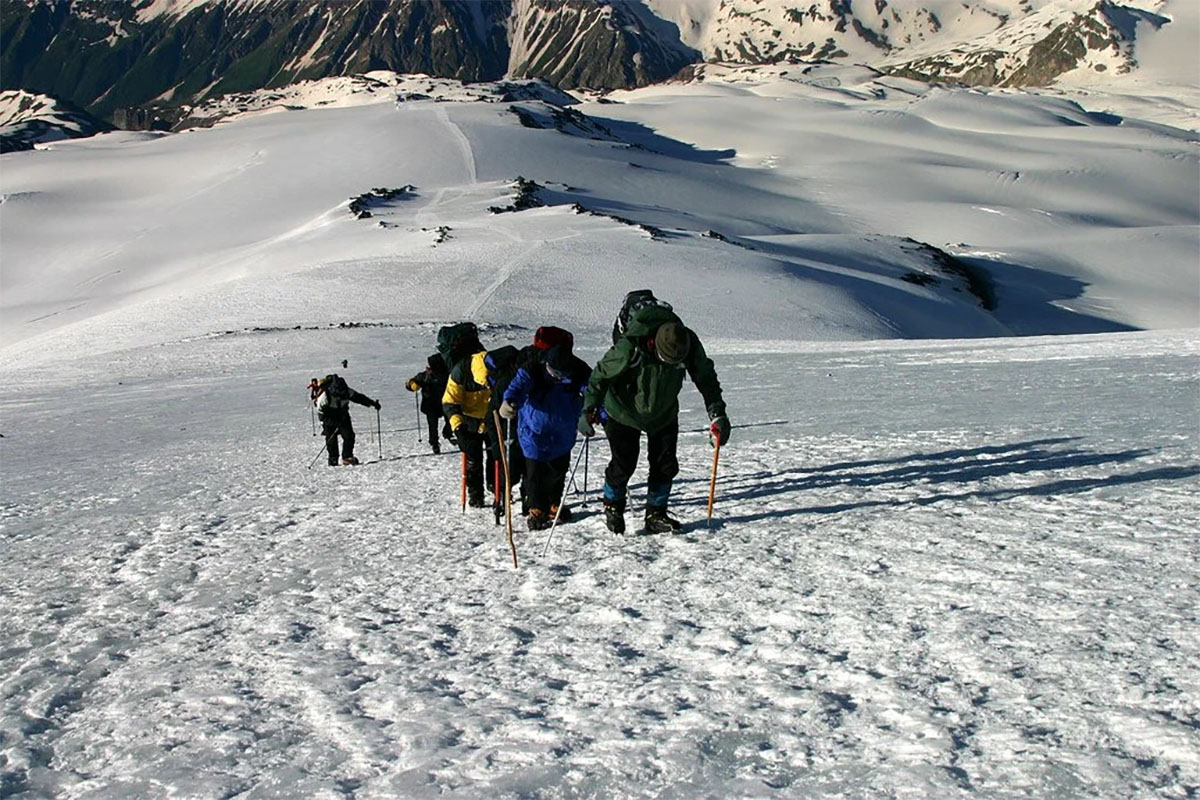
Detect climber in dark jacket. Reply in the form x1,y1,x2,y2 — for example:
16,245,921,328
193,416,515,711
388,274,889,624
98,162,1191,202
406,354,453,454
501,343,591,531
483,345,528,514
315,374,379,467
579,304,729,534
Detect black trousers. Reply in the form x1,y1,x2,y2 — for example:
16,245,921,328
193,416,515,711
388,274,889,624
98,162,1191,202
486,418,524,498
424,412,441,447
603,417,679,504
321,410,355,465
524,454,570,513
457,425,485,498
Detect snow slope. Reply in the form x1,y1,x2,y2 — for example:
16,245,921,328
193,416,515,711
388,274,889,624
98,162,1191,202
2,322,1197,797
587,64,1199,332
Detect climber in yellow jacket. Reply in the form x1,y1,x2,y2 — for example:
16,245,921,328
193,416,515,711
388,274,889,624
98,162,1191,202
443,344,491,507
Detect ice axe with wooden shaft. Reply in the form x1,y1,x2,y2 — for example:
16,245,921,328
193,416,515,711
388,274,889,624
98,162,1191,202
707,421,722,528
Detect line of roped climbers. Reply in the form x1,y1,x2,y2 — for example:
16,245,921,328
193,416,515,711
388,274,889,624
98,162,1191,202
311,290,731,536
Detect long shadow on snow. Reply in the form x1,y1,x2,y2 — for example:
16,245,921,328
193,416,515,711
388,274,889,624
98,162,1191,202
670,438,1080,491
672,438,1200,523
960,256,1142,335
591,115,736,165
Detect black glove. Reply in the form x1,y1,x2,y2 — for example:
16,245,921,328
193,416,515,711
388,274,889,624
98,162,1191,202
373,399,382,410
710,415,731,446
577,409,597,437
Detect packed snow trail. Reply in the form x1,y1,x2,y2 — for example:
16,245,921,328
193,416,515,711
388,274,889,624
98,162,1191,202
2,328,1197,798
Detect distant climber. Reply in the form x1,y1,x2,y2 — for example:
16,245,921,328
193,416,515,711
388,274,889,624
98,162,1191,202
314,374,379,466
406,354,453,454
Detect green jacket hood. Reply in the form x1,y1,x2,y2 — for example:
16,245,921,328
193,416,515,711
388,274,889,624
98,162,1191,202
623,305,682,338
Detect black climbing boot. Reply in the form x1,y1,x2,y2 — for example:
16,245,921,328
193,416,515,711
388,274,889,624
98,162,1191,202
644,507,682,534
604,500,626,534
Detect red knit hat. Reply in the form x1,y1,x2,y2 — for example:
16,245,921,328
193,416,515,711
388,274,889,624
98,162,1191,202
533,326,574,351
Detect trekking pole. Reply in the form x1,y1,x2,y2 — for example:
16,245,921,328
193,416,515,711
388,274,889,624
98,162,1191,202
307,430,338,470
542,441,588,558
493,458,502,526
461,452,467,513
582,436,589,507
415,394,422,442
377,406,383,460
567,435,589,497
308,379,319,436
707,433,722,528
493,411,517,568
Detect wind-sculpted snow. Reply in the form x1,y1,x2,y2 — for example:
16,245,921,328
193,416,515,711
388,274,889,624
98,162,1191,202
1,327,1197,797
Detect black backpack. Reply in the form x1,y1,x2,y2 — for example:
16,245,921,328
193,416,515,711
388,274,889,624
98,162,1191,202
484,344,536,412
437,322,481,369
612,289,672,344
319,374,351,409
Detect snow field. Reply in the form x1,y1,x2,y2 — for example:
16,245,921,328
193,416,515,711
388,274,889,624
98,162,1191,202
2,326,1197,797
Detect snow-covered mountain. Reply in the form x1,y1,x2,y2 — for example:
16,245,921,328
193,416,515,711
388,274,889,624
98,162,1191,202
0,0,1185,127
652,0,1176,86
0,90,112,153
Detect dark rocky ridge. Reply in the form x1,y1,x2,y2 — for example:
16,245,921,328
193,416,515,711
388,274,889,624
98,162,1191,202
0,89,113,152
1,0,694,126
0,0,1169,130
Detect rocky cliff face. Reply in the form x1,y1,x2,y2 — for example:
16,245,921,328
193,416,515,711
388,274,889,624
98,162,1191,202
884,2,1170,87
1,1,513,120
0,0,694,125
508,0,696,90
0,89,113,152
0,0,1173,128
